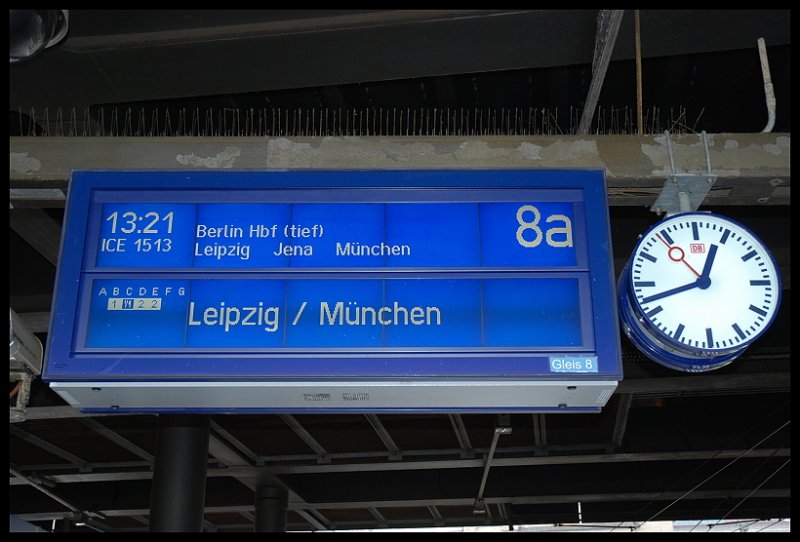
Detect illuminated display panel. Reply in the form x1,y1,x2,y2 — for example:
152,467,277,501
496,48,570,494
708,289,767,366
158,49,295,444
44,170,621,412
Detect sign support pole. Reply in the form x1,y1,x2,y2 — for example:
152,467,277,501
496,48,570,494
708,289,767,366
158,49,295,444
149,414,210,532
255,486,289,532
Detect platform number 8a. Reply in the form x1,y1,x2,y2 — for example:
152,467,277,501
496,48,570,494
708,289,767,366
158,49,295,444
515,205,573,248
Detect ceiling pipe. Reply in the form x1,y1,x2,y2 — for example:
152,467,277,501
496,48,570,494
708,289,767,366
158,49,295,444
9,10,69,64
577,9,625,135
634,10,644,136
757,37,776,133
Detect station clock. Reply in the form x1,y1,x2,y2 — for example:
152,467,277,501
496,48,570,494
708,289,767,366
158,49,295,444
618,212,781,372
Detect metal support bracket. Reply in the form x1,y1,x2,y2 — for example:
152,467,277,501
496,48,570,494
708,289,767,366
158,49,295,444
651,130,718,216
10,371,33,423
473,415,513,514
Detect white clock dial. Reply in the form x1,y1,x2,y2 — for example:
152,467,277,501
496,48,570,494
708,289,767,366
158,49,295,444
620,212,781,372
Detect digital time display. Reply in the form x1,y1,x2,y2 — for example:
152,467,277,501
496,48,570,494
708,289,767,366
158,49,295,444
93,201,578,269
105,210,175,234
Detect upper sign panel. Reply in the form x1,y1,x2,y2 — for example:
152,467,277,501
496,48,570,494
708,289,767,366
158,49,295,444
90,194,582,270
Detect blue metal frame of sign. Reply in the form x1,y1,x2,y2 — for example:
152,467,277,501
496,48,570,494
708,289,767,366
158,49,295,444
44,169,622,413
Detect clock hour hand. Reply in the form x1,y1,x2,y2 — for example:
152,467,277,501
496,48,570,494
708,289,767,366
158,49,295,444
641,280,699,304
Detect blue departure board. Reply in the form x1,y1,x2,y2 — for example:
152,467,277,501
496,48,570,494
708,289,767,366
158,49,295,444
44,170,622,413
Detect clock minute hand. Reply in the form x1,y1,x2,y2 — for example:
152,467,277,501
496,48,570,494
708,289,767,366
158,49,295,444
700,244,718,279
641,280,699,304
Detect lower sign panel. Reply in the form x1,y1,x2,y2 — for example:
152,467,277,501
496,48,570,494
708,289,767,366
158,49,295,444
82,277,586,350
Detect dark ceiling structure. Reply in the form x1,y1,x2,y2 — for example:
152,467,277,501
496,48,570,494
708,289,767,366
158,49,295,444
9,10,790,532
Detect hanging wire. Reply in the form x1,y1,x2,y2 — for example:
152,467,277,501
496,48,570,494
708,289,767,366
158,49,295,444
705,518,762,532
705,458,790,531
754,518,788,533
632,419,790,530
610,400,790,532
688,433,790,531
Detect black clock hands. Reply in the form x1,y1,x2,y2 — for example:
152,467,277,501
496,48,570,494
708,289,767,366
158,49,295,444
700,244,717,277
696,244,718,289
641,281,700,304
642,244,718,302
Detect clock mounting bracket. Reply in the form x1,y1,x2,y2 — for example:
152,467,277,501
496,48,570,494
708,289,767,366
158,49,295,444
651,130,718,216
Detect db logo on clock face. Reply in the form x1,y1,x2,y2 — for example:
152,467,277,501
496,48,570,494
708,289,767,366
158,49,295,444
690,243,705,254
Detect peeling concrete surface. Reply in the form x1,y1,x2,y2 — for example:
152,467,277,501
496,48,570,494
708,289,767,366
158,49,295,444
640,137,671,176
9,134,790,207
265,137,606,168
453,140,510,160
267,137,448,167
538,139,599,163
10,153,42,175
176,145,241,168
516,142,543,160
639,134,791,179
640,133,718,176
268,138,314,154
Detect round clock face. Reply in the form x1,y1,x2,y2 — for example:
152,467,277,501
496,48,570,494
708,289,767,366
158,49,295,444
621,212,781,370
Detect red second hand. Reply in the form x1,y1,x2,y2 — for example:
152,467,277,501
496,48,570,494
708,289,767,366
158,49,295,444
655,233,701,277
